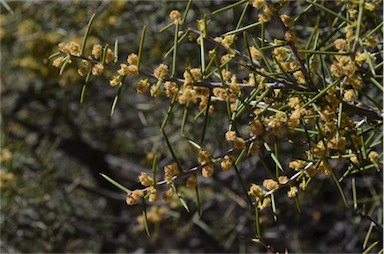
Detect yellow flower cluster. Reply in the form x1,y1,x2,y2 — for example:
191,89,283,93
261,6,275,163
183,68,202,85
92,63,104,76
248,184,271,209
258,4,274,23
110,53,139,87
58,41,80,56
224,130,246,149
176,87,194,104
138,172,153,187
334,38,347,51
264,112,286,136
198,149,214,177
220,155,234,171
136,79,150,93
164,163,179,184
164,81,179,98
126,189,144,205
249,0,264,9
52,57,66,68
284,31,296,43
263,179,279,191
214,35,235,49
280,14,294,28
249,46,262,60
212,87,229,101
118,64,139,76
368,151,379,164
91,44,116,63
154,64,169,80
92,44,103,59
249,119,264,136
169,10,181,24
287,186,298,198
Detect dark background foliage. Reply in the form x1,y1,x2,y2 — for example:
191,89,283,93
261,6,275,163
1,1,382,253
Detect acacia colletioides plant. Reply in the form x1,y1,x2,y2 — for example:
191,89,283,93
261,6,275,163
50,0,383,250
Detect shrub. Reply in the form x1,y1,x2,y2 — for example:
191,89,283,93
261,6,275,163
2,0,383,252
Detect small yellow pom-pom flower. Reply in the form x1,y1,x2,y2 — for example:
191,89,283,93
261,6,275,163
198,149,211,165
118,64,128,76
278,176,288,184
263,179,279,191
105,48,116,63
249,120,264,136
280,14,294,28
149,193,159,202
183,68,202,84
258,12,270,23
363,36,378,48
154,64,169,80
136,79,149,93
293,70,305,84
164,81,179,98
248,184,266,199
92,63,104,76
225,131,236,141
364,2,376,11
288,96,300,108
344,89,357,102
202,164,214,177
287,186,298,198
249,46,262,60
234,137,246,149
164,163,179,183
368,151,379,164
126,189,144,205
334,38,347,51
220,155,234,171
69,41,80,56
58,42,69,53
127,53,138,65
52,56,65,68
169,10,181,24
92,44,103,59
118,64,139,76
109,76,121,87
126,65,139,75
249,0,264,9
138,172,153,187
258,197,271,209
284,31,296,43
78,66,89,77
289,160,306,170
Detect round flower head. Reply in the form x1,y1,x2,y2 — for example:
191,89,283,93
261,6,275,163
92,63,104,76
92,44,103,59
136,79,149,93
52,56,65,68
169,10,181,24
127,53,138,65
280,14,294,28
249,0,264,9
334,38,347,51
154,64,169,80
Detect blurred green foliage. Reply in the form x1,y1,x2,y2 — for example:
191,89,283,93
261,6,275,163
1,1,382,253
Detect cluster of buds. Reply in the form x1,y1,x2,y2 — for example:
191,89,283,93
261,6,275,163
110,53,139,87
248,184,271,210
